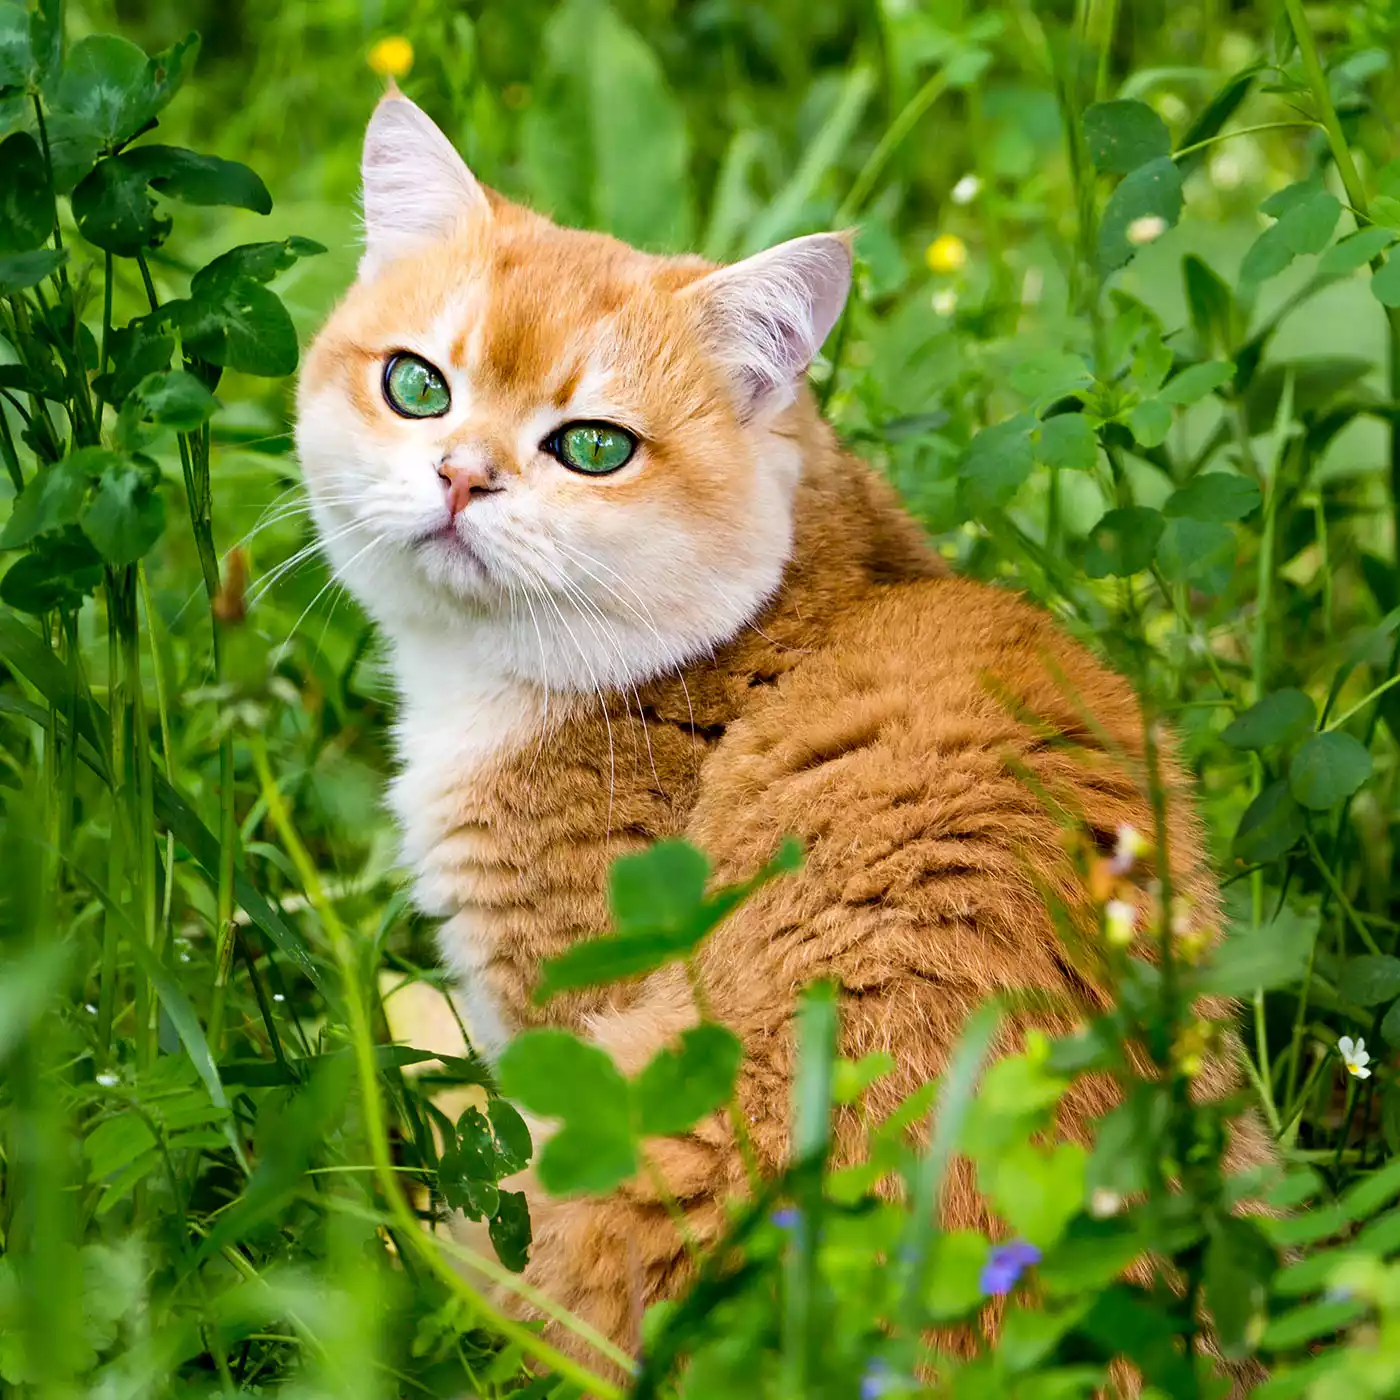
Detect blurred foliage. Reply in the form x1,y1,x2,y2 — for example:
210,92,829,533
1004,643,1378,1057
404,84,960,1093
3,0,1400,1394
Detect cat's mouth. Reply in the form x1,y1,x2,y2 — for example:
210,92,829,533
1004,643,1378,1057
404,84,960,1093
411,518,491,580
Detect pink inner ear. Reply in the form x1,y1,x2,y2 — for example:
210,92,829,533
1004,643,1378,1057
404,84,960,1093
691,233,853,415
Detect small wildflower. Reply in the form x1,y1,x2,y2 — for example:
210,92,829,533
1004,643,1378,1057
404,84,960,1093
96,1071,119,1088
273,992,286,1003
84,1003,98,1015
950,174,981,206
1174,1019,1213,1080
861,1359,896,1400
1338,1036,1372,1080
770,1207,800,1230
1104,898,1136,948
367,35,414,79
925,234,968,274
979,1239,1041,1296
1126,215,1167,246
1090,1188,1122,1218
931,287,959,317
1108,824,1149,876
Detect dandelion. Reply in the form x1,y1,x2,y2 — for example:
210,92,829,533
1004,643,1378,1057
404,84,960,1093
1126,215,1167,246
979,1239,1041,1296
950,174,981,206
925,234,968,274
1338,1036,1371,1080
931,287,959,317
96,1071,119,1088
368,35,414,79
1104,898,1136,947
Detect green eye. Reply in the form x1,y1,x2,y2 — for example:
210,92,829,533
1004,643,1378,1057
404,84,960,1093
384,353,450,418
549,422,637,476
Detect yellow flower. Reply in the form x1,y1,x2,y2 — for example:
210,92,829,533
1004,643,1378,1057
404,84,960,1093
368,35,414,79
925,234,968,275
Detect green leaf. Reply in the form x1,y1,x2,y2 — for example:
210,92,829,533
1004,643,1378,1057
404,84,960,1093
1155,517,1234,595
1097,157,1184,273
171,278,298,377
520,0,692,249
634,1024,742,1138
1382,998,1400,1046
1082,100,1170,174
489,1190,532,1272
981,1141,1086,1249
1278,191,1341,256
1008,351,1091,404
74,147,273,256
0,533,102,613
71,155,171,255
1232,780,1306,864
1159,360,1234,406
439,1105,521,1220
1337,955,1400,1008
1184,254,1236,356
1240,222,1295,285
1318,226,1396,277
1164,472,1260,522
0,452,102,549
495,1029,635,1194
610,838,709,934
1195,905,1317,997
922,1230,988,1322
92,315,174,404
191,236,327,289
0,2,32,90
0,247,65,295
1222,690,1316,750
129,369,218,430
1035,413,1098,471
1083,506,1164,578
0,942,69,1066
79,457,167,566
1288,731,1373,810
1372,254,1400,308
1126,398,1171,448
0,131,53,253
958,414,1035,513
53,33,199,151
1205,1215,1276,1358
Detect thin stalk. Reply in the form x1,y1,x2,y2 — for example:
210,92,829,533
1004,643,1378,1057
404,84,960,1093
249,738,622,1397
1282,0,1400,560
139,563,177,958
0,394,23,491
1171,121,1321,162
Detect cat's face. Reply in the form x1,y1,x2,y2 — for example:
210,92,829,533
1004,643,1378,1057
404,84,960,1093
296,96,849,691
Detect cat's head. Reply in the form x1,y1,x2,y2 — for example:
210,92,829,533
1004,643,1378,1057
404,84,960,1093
296,94,849,691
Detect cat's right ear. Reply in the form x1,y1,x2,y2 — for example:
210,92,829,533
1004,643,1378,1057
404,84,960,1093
359,92,491,279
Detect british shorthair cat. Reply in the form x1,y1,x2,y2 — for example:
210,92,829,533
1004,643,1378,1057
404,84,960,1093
295,93,1271,1364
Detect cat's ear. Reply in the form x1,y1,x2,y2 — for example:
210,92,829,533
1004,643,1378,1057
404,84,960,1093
685,232,852,419
360,91,491,278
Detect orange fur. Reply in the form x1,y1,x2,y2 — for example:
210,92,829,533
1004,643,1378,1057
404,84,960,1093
296,97,1275,1384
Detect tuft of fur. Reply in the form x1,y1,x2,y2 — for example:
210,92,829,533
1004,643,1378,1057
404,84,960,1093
296,95,1274,1377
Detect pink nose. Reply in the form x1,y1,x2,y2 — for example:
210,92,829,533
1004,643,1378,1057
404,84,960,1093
438,462,497,517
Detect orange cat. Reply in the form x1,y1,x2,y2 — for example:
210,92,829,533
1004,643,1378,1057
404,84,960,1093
296,94,1271,1368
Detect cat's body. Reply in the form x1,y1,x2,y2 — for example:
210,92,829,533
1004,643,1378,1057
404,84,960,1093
297,93,1271,1366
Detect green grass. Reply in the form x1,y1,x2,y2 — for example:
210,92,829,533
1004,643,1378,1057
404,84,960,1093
3,0,1400,1394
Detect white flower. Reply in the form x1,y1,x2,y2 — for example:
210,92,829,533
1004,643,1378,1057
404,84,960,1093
273,993,286,1003
1090,1188,1122,1218
1338,1036,1372,1079
96,1071,119,1088
1109,824,1148,875
1104,898,1136,947
931,287,959,317
1127,215,1167,246
950,173,981,206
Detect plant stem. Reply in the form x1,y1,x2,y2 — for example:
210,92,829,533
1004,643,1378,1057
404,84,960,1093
1171,121,1321,161
836,68,951,224
1282,0,1400,565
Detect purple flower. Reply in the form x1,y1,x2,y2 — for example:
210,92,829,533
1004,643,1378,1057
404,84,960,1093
770,1207,800,1231
979,1239,1041,1296
861,1359,895,1400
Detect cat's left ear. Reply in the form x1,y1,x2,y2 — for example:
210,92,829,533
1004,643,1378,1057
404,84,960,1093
684,232,852,420
360,91,492,279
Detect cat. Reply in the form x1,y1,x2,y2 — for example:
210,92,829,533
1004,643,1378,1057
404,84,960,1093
295,92,1273,1373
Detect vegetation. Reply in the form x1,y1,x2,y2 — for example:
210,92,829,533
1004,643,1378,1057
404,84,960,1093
3,0,1400,1394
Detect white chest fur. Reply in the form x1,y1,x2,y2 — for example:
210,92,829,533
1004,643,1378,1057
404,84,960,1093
388,630,546,1059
